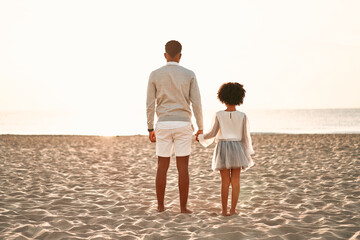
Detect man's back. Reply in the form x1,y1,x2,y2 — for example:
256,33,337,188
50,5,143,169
147,62,203,130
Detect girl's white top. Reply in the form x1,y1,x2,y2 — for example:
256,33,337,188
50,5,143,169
198,110,255,155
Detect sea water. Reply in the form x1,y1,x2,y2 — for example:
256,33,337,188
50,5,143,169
246,108,360,134
0,108,359,135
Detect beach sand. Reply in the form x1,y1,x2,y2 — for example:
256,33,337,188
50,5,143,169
0,134,359,240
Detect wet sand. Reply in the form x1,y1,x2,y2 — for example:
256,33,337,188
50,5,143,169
0,134,359,239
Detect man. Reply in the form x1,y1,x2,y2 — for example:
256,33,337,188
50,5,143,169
146,40,203,213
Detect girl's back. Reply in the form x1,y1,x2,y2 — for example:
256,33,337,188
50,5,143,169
216,110,246,140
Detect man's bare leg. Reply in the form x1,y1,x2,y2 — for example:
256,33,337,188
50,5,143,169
176,155,192,213
156,156,170,212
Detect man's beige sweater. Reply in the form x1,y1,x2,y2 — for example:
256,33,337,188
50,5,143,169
146,62,203,130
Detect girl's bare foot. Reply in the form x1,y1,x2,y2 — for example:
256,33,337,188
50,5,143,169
180,208,193,214
229,209,237,216
221,211,230,216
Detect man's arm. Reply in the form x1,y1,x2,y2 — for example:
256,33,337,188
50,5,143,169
149,130,156,142
189,75,204,131
146,72,156,142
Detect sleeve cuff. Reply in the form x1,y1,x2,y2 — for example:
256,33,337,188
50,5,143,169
198,134,214,148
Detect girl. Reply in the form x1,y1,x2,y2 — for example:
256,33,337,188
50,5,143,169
197,82,254,216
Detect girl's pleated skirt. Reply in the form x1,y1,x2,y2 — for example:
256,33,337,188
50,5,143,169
212,140,254,171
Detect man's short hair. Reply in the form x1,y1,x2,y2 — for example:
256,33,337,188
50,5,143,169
165,40,182,57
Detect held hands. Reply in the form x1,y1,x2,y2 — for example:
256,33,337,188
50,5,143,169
195,130,203,142
149,130,156,142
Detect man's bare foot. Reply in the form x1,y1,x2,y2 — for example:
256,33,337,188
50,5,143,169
157,206,165,212
180,208,193,214
222,211,230,216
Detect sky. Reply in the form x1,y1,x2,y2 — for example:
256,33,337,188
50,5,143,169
1,0,360,134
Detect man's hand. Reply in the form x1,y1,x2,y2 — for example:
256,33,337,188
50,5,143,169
195,130,203,142
149,130,156,142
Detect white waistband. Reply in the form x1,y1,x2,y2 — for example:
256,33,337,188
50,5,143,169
217,138,242,142
156,121,191,130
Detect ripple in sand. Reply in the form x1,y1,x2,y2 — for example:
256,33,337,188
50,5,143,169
13,225,44,239
51,219,74,231
36,231,75,240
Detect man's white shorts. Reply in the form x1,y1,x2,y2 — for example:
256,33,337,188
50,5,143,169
155,125,193,157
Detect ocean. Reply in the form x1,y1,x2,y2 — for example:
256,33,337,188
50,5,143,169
0,108,359,136
246,108,360,134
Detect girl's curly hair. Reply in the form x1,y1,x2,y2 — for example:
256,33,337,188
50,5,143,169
217,82,246,105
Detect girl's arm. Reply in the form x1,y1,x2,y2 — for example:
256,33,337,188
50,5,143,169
198,115,220,147
242,114,255,155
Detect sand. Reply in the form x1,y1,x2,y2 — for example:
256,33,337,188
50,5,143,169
0,134,359,240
